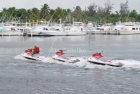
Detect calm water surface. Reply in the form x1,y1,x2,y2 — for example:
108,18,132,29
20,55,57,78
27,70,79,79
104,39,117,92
0,35,140,94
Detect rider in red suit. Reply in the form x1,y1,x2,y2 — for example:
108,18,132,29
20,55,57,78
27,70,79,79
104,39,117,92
56,50,64,56
92,52,103,59
33,45,40,53
25,45,40,56
31,45,40,56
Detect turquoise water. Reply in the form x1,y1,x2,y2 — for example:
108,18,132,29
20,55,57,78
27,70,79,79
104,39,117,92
0,35,140,94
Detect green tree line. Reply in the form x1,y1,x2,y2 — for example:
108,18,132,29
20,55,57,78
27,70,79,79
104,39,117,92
0,0,140,25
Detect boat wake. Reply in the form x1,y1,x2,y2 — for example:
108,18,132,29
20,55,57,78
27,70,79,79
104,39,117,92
116,59,140,69
14,55,140,69
14,55,27,60
42,57,140,69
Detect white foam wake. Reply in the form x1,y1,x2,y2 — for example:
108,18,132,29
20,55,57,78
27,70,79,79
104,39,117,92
112,59,140,69
15,55,140,69
43,57,140,69
14,55,27,60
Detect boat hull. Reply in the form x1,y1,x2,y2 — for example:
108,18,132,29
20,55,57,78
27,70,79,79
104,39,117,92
87,57,123,67
67,32,86,36
21,52,45,61
44,30,67,36
119,30,140,35
52,54,79,63
0,31,23,36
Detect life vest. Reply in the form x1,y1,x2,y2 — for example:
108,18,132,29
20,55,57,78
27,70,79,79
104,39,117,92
92,52,103,58
56,50,64,56
25,49,32,53
33,46,40,53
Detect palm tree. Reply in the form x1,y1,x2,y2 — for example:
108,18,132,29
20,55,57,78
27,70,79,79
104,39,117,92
54,7,68,23
73,6,83,21
31,8,40,22
40,4,50,21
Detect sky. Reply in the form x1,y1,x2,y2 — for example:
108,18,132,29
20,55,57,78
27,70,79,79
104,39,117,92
0,0,140,13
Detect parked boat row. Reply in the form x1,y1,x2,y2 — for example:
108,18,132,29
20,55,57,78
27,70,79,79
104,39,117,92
1,21,140,36
0,22,31,36
87,22,140,35
0,22,87,36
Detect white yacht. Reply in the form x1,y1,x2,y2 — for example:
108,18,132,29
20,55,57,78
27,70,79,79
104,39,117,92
26,25,49,36
85,22,95,34
65,22,86,36
100,23,113,34
44,24,67,36
119,22,140,35
0,25,22,36
92,24,104,34
109,22,124,35
0,22,31,36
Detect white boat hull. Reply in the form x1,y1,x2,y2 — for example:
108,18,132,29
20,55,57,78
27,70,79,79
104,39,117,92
119,30,140,35
44,30,67,36
21,52,45,61
86,29,101,34
87,57,123,67
109,30,120,35
52,54,79,63
66,31,86,36
0,31,23,36
26,30,48,36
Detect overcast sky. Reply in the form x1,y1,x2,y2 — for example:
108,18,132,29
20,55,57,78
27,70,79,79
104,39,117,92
0,0,140,13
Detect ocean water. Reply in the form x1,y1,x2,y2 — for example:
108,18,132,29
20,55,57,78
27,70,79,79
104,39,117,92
0,35,140,94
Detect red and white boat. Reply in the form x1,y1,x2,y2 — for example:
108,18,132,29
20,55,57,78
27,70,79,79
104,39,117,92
87,52,123,67
21,49,45,61
52,50,79,63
